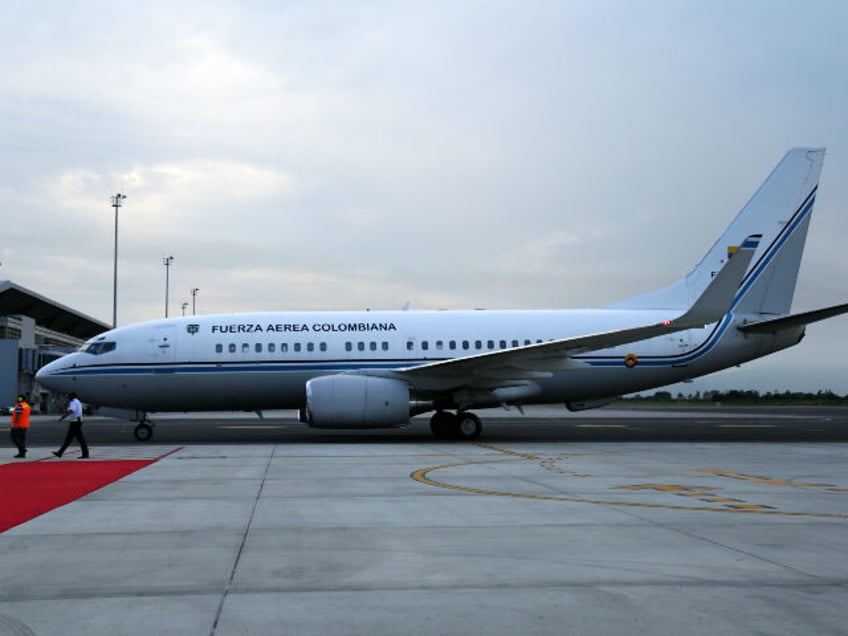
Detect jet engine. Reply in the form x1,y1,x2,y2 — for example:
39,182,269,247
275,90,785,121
305,375,411,428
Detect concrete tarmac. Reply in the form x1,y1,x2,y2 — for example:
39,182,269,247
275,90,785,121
1,406,847,635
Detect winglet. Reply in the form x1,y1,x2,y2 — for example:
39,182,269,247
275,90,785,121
675,234,760,327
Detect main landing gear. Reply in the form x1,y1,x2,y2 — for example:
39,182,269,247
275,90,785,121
429,410,483,440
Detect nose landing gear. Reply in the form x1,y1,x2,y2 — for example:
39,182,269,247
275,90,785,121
133,413,154,441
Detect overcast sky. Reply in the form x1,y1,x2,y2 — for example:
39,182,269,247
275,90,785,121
2,1,847,393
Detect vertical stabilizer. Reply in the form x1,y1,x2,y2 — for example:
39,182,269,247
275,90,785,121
611,148,825,316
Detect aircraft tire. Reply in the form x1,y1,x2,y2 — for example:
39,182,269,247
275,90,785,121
134,422,153,442
455,412,482,440
429,411,456,438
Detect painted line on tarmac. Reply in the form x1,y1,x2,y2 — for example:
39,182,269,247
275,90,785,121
217,425,289,430
474,442,542,461
695,468,843,491
409,444,848,519
575,424,631,428
718,424,779,428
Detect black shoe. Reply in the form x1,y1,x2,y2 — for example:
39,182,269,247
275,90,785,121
14,453,25,458
52,451,62,458
79,455,89,459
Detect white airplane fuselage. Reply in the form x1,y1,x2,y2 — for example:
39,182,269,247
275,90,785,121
34,148,844,440
36,307,801,414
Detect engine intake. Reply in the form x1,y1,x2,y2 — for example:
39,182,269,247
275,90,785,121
305,375,411,429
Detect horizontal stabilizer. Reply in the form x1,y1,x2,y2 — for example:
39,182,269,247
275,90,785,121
738,302,848,334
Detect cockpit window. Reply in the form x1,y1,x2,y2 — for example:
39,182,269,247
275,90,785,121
80,340,117,355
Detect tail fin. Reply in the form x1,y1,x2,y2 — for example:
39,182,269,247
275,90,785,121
611,148,825,316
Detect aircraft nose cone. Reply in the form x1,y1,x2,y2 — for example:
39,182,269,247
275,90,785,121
35,357,73,392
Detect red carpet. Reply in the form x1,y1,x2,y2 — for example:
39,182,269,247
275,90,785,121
0,460,156,533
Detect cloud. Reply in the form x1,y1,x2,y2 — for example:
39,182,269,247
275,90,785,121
1,1,848,391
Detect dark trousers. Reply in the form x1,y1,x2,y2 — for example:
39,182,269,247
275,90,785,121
57,420,88,457
11,428,27,455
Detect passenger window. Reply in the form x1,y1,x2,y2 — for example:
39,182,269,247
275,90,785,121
358,342,365,351
307,342,315,352
407,341,414,351
268,343,275,353
524,340,531,346
381,342,389,351
462,340,469,350
255,343,262,353
216,344,223,353
320,343,327,352
487,340,494,349
449,340,456,350
422,341,429,351
242,343,250,353
475,340,482,349
281,343,288,353
229,343,236,353
435,340,443,350
369,342,377,351
294,343,302,352
512,340,519,347
346,342,352,352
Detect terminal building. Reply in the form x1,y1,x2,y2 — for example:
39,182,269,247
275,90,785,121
0,280,109,413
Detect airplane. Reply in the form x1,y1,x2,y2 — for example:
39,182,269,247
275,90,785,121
36,147,848,442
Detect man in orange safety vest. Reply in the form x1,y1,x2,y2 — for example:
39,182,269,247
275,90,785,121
11,394,30,458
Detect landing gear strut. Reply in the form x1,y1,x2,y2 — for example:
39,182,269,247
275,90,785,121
133,413,154,441
429,410,482,440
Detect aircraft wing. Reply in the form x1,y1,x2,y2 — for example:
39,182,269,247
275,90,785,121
737,302,848,334
398,235,760,386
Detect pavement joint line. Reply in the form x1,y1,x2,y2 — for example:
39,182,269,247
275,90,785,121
210,446,274,635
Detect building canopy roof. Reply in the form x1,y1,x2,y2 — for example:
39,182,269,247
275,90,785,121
0,280,110,341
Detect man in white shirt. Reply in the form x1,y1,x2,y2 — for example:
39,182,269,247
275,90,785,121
53,392,89,459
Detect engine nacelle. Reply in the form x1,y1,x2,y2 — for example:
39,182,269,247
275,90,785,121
305,375,411,429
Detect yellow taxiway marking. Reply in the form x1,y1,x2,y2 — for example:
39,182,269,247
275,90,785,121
618,484,710,493
474,442,542,461
410,462,842,516
695,468,833,489
409,444,848,518
475,443,603,477
616,484,773,510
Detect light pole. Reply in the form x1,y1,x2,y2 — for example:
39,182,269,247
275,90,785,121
191,287,199,315
163,256,174,317
110,193,127,328
181,301,189,316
